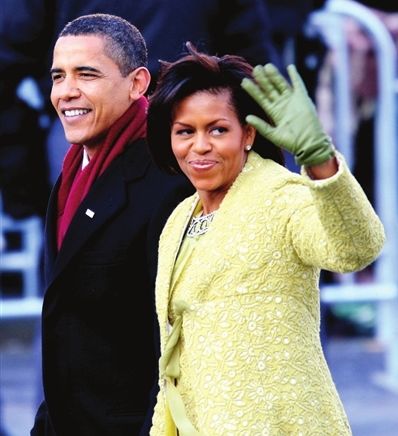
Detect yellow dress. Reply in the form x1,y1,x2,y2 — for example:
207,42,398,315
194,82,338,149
150,151,385,436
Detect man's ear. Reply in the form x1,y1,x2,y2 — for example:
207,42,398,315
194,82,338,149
129,67,151,100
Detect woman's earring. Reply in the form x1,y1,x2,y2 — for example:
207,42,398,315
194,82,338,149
245,144,252,151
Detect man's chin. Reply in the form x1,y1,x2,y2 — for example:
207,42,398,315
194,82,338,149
63,131,88,146
62,127,104,148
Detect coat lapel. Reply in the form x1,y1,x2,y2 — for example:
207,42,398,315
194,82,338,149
156,195,198,334
46,141,150,287
44,178,61,279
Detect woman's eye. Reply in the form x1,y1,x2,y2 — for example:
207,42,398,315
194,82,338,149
211,126,227,136
175,129,193,136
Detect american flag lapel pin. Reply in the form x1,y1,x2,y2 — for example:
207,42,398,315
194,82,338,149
85,208,95,218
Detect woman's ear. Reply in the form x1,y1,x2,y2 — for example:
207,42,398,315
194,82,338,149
129,67,151,100
245,124,257,146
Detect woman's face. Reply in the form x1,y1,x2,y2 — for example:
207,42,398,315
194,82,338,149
171,89,255,202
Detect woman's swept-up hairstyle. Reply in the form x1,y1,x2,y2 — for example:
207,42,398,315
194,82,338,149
59,13,148,76
147,42,284,174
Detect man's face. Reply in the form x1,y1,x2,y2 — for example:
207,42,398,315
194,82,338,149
50,35,134,148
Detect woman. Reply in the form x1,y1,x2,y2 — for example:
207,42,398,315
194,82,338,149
147,43,385,435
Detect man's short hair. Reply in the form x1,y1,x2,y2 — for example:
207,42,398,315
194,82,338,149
59,13,148,76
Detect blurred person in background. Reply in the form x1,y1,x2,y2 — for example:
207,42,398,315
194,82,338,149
0,1,51,220
30,14,194,436
0,85,50,219
146,43,385,435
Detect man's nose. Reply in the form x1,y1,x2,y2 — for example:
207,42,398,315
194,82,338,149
55,77,81,100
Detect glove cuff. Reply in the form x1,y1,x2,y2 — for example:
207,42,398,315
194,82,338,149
294,137,336,167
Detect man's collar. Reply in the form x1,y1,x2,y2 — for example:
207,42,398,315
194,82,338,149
82,148,90,169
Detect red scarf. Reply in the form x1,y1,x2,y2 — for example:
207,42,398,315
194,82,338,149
56,96,148,250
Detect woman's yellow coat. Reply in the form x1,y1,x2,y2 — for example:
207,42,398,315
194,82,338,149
151,152,385,435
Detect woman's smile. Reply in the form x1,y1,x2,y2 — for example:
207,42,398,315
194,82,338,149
188,159,218,171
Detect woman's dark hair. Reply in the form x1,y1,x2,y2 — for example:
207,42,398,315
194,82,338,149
147,42,284,174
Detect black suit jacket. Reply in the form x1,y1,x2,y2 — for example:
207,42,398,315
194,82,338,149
31,139,193,436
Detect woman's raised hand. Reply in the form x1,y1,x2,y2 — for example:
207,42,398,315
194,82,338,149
241,63,335,167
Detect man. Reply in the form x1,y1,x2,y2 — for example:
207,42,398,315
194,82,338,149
30,14,193,436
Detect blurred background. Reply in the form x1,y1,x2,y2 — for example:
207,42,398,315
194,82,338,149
1,0,397,435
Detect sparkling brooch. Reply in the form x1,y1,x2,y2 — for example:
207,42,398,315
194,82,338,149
186,212,215,237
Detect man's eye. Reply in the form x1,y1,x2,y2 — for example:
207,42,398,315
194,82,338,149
51,74,62,82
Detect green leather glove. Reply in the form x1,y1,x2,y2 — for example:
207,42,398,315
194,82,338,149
241,63,335,166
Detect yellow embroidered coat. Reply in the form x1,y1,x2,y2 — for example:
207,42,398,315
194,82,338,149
150,152,385,436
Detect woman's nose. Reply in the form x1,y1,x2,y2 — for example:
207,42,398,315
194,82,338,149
192,134,211,153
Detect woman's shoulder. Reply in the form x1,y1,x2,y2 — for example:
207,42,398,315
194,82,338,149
245,152,305,190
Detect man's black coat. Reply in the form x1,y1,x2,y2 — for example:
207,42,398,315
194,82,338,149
31,139,193,435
